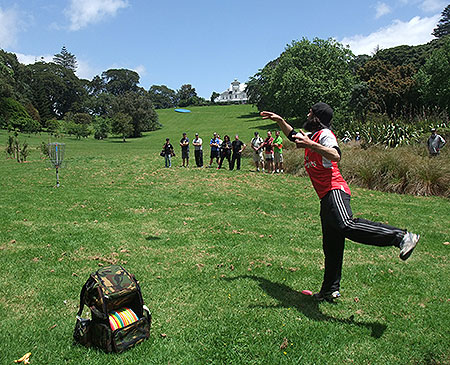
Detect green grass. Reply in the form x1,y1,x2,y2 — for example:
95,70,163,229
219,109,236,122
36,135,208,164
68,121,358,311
0,104,449,364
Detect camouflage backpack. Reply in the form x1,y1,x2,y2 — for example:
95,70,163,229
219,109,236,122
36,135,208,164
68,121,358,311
73,265,152,353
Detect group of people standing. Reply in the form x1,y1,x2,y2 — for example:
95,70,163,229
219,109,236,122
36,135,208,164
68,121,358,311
161,130,284,173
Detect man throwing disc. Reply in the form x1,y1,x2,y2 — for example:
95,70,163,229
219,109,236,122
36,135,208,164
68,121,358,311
261,103,420,302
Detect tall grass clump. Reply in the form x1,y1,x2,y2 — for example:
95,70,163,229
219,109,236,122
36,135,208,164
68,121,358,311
283,139,449,197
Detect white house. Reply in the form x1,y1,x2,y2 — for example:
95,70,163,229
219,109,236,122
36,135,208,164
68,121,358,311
215,79,248,104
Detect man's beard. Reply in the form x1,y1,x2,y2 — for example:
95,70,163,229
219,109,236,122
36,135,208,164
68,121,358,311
303,116,320,132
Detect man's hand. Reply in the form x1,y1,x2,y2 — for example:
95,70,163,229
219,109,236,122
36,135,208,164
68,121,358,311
260,111,284,123
292,130,311,148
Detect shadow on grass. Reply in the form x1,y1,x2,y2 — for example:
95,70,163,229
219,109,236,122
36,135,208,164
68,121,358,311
146,235,162,241
238,112,261,119
223,275,387,339
252,122,279,131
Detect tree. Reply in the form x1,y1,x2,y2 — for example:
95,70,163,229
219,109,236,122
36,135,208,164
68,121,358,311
358,59,417,118
247,38,356,122
415,37,450,112
93,116,111,140
432,5,450,38
111,112,133,142
177,84,199,107
112,89,160,137
148,85,177,109
102,69,139,96
53,46,78,72
26,62,86,121
348,82,370,123
210,91,220,103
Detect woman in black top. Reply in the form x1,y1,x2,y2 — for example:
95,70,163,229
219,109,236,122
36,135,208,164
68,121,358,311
162,138,174,167
218,135,232,169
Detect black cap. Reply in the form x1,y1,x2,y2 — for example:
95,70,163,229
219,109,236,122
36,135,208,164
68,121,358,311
311,102,333,126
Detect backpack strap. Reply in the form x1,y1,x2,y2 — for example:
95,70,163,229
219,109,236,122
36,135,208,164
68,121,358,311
76,280,89,317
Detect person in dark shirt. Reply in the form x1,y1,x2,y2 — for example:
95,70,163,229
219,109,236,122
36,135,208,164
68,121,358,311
218,135,232,169
230,134,246,170
180,132,190,168
162,138,174,168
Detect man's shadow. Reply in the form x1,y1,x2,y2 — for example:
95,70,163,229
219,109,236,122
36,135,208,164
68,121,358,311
223,275,386,338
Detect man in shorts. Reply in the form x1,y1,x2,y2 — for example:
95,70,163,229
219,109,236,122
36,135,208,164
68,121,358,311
273,130,284,173
260,130,274,173
208,132,220,167
180,132,189,167
251,132,264,172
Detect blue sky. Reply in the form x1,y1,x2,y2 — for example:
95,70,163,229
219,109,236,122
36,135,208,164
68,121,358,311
0,0,446,98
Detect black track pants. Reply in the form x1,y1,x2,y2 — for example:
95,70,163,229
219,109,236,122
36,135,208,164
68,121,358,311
319,189,406,293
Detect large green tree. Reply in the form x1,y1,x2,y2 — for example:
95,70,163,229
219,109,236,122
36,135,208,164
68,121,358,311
415,37,450,112
111,89,160,137
177,84,199,107
358,59,417,118
247,38,356,121
26,62,86,122
53,46,78,72
148,85,177,109
432,5,450,38
102,69,139,96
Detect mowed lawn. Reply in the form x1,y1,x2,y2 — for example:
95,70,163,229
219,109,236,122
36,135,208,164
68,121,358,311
0,104,448,364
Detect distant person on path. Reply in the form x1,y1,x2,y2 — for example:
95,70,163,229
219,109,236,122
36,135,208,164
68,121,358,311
162,138,174,168
230,134,246,170
355,132,361,141
260,130,274,173
192,133,203,167
273,130,284,173
218,135,232,169
261,102,420,302
427,128,446,156
180,132,190,167
208,132,220,167
251,132,264,172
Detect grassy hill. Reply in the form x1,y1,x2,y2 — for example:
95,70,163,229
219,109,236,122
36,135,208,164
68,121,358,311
0,104,448,364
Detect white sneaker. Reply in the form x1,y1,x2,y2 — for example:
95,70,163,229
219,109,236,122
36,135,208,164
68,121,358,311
399,232,420,261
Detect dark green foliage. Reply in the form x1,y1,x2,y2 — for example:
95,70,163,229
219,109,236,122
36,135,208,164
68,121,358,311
247,38,356,121
64,121,91,139
177,84,199,107
348,82,369,123
53,46,78,72
102,69,139,96
112,90,160,137
26,62,86,121
415,37,450,112
210,91,220,103
432,5,450,38
358,59,417,118
148,85,177,109
93,116,111,140
111,112,133,142
0,97,39,132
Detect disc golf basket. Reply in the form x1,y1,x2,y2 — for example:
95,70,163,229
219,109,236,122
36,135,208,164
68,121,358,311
48,143,65,187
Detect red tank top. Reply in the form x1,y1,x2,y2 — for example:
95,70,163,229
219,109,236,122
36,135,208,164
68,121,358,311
304,130,351,199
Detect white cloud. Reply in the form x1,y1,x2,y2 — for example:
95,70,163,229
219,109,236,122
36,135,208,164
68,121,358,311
419,0,447,12
65,0,129,31
375,2,392,19
133,65,147,77
16,52,53,64
0,7,20,48
340,14,440,55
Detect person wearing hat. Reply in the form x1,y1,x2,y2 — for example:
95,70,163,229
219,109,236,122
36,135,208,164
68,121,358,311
162,138,174,168
427,128,446,157
261,103,420,302
180,132,190,167
192,133,203,167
